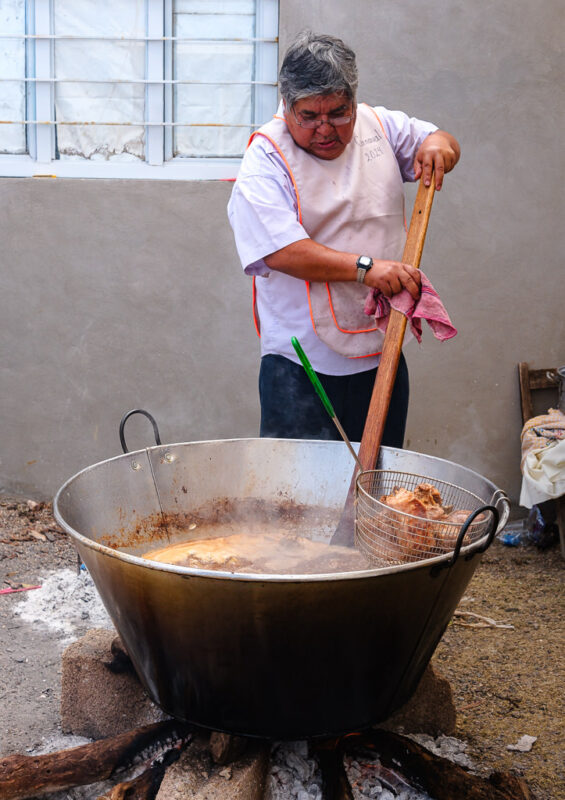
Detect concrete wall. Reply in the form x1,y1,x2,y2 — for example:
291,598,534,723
1,178,260,496
2,0,564,506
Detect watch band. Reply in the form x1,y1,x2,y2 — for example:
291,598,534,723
356,255,373,283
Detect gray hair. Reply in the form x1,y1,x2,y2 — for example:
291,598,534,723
279,31,359,107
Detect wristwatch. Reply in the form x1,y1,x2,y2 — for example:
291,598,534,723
356,255,373,283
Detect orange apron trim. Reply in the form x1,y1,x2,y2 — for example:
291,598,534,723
248,127,305,338
363,104,388,139
252,276,261,336
324,282,381,334
248,130,303,224
364,105,408,232
305,282,382,359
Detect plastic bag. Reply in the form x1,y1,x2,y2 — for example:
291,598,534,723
497,505,557,548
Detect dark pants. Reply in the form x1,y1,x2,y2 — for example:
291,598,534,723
259,353,409,448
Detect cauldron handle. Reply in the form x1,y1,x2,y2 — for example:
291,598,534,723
119,409,162,454
445,504,499,568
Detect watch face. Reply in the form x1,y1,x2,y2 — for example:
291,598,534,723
358,256,372,268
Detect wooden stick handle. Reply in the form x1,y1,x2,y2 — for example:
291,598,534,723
331,178,436,546
357,177,436,472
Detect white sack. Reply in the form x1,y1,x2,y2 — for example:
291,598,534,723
520,438,565,508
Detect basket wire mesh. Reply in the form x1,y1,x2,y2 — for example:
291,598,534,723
355,470,491,566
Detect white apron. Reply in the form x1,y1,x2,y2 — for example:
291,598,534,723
250,104,407,358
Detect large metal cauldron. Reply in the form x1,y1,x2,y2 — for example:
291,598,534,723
54,437,509,740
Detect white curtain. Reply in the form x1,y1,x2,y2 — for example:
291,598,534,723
0,0,26,154
174,0,255,158
54,0,146,161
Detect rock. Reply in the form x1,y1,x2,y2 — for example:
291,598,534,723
60,628,167,739
209,731,249,765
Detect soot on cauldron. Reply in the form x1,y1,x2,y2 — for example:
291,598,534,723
54,438,509,740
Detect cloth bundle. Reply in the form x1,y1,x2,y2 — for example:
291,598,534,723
364,271,457,343
519,408,565,508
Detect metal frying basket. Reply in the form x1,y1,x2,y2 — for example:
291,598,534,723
355,470,496,566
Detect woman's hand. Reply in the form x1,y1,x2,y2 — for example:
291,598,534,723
364,260,421,299
414,130,461,190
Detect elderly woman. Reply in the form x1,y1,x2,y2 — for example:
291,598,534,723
228,31,460,446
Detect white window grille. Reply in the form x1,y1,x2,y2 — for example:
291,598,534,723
0,0,279,179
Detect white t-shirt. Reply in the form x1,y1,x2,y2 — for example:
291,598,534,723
227,105,437,375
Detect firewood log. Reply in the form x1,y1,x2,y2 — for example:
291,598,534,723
310,738,354,800
99,737,187,800
0,720,192,800
342,730,532,800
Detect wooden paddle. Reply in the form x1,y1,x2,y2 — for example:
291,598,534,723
331,177,436,546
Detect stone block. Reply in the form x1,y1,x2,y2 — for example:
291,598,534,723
156,734,270,800
60,628,167,739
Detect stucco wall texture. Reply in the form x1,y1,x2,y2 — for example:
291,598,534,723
1,1,564,507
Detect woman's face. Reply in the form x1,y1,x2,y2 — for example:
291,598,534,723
283,92,356,160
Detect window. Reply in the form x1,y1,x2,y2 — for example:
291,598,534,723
0,0,279,179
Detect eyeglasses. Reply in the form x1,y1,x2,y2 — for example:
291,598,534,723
291,106,355,129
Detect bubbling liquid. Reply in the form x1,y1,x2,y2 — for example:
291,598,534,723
142,525,370,575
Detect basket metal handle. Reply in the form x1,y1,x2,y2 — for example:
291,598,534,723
445,504,499,567
119,409,162,454
490,489,511,536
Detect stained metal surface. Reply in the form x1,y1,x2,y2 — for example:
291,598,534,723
54,438,509,739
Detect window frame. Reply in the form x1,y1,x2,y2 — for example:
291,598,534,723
0,0,279,180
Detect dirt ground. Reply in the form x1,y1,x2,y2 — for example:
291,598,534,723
434,538,564,800
1,495,563,800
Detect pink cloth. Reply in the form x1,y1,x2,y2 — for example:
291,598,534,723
363,271,457,343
